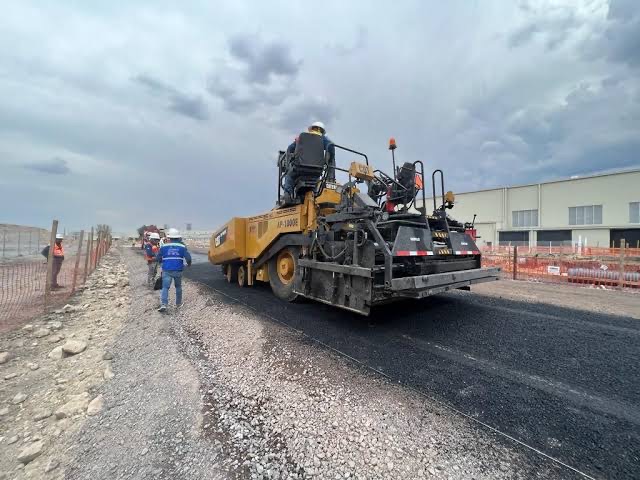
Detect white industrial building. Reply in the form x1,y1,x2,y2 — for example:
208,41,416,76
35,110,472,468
421,169,640,248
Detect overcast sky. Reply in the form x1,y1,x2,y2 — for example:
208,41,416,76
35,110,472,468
1,0,638,234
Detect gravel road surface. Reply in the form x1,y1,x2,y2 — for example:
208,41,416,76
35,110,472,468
183,252,640,480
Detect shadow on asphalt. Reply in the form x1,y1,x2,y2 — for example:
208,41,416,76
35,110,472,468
184,261,640,480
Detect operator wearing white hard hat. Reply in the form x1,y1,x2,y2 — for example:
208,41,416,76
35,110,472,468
283,121,336,202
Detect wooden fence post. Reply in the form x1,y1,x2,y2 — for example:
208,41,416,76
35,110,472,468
513,245,518,280
84,227,93,284
619,240,625,290
93,230,101,271
44,219,59,311
71,230,84,293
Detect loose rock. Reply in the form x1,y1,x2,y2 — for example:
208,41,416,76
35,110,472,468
34,409,53,421
48,346,63,360
45,459,59,473
104,363,115,380
33,328,50,338
55,392,90,419
47,334,64,344
12,392,28,404
62,304,77,313
17,441,44,464
0,351,11,364
87,395,104,416
62,340,87,356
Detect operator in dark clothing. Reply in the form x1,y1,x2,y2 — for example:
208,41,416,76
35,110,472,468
283,121,336,200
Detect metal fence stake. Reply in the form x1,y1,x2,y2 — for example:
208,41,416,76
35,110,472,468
513,245,518,280
71,230,84,293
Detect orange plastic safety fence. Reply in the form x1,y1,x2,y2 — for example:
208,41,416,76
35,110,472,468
0,240,111,333
481,247,640,289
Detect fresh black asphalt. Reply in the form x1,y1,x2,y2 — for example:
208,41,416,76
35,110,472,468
184,254,640,479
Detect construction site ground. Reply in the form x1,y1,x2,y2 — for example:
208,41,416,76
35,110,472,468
1,247,638,479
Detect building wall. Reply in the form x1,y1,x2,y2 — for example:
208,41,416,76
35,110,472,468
571,229,609,248
420,170,640,247
507,185,538,221
540,171,640,228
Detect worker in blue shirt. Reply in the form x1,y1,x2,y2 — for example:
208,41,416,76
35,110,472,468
156,228,192,312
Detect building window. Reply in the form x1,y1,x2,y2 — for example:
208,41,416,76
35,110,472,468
630,202,640,223
569,205,602,225
512,209,538,227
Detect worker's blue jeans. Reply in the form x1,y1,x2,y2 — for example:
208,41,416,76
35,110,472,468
283,170,295,196
161,270,182,306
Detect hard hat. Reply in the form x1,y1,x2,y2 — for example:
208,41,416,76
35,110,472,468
310,121,325,133
167,228,181,238
149,232,160,240
55,234,64,240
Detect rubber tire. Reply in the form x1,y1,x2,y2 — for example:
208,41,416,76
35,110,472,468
268,247,300,302
237,265,247,288
225,264,238,283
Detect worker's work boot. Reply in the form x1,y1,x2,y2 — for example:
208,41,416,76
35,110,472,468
281,192,294,206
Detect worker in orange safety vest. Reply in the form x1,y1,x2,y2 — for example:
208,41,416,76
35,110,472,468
144,232,161,286
41,234,65,288
52,234,65,288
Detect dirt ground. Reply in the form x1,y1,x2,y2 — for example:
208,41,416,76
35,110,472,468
473,279,640,319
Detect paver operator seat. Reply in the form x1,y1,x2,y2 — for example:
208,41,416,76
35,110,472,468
280,132,327,203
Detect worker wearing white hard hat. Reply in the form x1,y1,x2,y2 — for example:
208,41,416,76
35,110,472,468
309,121,326,134
283,120,336,203
156,228,192,312
144,232,161,287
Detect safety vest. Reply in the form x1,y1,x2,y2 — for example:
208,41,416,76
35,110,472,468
145,244,159,261
53,243,64,257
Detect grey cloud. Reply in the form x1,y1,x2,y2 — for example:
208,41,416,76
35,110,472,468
608,0,638,20
133,74,209,121
228,34,301,84
207,75,295,114
277,97,338,133
327,26,368,56
169,95,208,120
577,0,640,67
508,24,539,48
600,3,640,67
24,157,71,175
507,6,579,50
133,74,168,93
